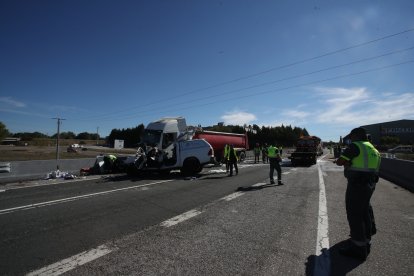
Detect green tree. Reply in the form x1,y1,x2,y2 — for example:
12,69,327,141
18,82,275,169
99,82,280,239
13,132,49,140
0,121,10,141
52,131,76,139
76,132,99,140
380,136,400,146
107,124,145,147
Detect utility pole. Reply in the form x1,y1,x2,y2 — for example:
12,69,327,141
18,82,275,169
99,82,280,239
52,117,66,170
96,126,99,146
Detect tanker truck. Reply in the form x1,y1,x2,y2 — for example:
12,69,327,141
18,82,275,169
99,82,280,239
192,130,249,163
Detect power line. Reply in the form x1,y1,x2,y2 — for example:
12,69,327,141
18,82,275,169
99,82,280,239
74,46,414,122
88,60,414,122
129,46,414,117
74,28,414,121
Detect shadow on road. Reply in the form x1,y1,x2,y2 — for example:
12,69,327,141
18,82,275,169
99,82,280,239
236,183,281,191
98,172,186,183
305,240,365,276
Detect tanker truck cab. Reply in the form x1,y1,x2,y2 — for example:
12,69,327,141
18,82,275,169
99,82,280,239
132,117,214,176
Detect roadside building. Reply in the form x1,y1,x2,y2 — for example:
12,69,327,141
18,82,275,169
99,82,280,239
360,119,414,145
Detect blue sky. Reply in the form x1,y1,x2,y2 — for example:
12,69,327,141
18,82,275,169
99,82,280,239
1,0,414,142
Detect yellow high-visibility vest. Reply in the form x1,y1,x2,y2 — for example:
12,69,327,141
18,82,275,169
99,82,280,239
341,141,381,173
267,146,280,158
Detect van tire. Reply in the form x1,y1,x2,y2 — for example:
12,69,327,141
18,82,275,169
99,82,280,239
181,158,201,176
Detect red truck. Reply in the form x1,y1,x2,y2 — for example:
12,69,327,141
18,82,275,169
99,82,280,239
289,135,323,166
192,130,249,163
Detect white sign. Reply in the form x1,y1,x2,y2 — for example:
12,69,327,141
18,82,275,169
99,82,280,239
114,139,124,149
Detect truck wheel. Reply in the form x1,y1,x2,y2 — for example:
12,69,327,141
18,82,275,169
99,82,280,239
181,158,201,176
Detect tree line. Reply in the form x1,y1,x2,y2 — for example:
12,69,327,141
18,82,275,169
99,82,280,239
1,121,310,148
106,123,310,148
0,121,100,142
1,120,407,149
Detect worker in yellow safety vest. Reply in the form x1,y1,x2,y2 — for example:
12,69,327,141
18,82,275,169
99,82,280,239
103,154,117,173
267,145,282,185
227,144,238,176
336,127,381,261
223,144,230,173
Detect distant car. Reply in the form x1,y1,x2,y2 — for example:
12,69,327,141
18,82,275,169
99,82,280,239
388,145,413,153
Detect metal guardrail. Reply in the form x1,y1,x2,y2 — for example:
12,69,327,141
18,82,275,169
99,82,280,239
379,157,414,192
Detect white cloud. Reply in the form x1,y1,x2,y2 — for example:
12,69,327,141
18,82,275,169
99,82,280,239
282,110,310,119
0,97,26,108
315,87,414,126
221,111,257,125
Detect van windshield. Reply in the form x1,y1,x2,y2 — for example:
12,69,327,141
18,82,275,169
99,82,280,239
142,129,162,146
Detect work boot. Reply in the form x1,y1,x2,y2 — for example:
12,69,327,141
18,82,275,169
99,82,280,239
270,180,275,184
278,181,283,185
339,243,367,261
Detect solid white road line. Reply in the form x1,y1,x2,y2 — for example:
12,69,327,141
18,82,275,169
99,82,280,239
160,209,202,227
26,244,114,276
0,180,173,216
314,163,330,276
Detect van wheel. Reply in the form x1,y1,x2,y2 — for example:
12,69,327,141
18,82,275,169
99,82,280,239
181,158,201,176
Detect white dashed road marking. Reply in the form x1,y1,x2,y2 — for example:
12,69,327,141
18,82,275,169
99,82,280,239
252,182,266,187
160,209,203,227
26,244,115,276
221,192,244,201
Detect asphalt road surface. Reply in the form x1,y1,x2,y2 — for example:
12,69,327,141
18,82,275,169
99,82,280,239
0,155,413,275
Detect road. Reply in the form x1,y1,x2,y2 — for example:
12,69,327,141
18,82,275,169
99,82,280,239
0,154,413,275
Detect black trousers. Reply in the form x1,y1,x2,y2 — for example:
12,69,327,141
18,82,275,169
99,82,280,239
262,153,268,163
345,175,376,242
254,153,260,163
269,158,281,182
229,160,238,175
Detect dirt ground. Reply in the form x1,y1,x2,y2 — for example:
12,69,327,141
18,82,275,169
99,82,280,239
0,145,137,162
